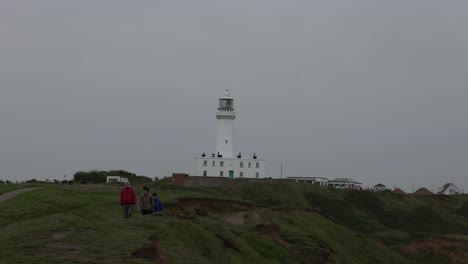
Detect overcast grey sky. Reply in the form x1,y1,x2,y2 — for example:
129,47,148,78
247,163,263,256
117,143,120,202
1,1,467,192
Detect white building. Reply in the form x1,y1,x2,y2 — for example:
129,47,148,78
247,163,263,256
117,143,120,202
106,176,129,184
373,183,386,192
437,183,461,195
328,178,362,189
196,91,266,178
287,177,328,186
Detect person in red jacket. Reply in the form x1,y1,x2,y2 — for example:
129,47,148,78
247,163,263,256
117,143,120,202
120,182,136,219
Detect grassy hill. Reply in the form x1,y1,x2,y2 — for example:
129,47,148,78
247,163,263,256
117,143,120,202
0,181,467,263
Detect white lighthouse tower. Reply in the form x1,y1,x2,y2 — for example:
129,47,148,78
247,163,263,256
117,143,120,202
196,91,266,179
215,90,235,158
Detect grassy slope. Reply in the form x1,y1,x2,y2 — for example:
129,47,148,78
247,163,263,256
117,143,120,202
0,182,467,263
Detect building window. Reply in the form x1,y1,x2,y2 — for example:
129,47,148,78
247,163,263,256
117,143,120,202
212,160,215,167
255,172,259,178
203,160,207,166
240,162,244,168
239,172,243,177
248,162,251,168
256,162,260,168
220,171,224,176
203,170,207,176
220,161,224,167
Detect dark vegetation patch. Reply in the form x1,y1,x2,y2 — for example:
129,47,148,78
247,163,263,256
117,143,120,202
304,191,381,233
176,197,256,210
167,197,258,218
255,224,290,246
254,223,319,263
132,235,167,264
457,202,468,218
405,206,449,231
215,234,241,253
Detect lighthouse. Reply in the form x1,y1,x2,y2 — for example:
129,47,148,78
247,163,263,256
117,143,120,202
196,91,266,179
215,90,235,158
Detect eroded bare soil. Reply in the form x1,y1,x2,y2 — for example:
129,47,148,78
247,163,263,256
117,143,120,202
400,237,468,264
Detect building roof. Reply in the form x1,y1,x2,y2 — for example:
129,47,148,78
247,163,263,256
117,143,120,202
287,176,328,180
374,183,386,187
220,89,232,99
437,183,458,194
196,157,266,162
393,188,407,194
329,178,361,184
413,187,433,196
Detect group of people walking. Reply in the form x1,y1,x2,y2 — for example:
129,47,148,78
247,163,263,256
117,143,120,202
120,182,163,219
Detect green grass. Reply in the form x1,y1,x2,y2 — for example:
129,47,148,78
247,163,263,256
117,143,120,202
0,183,467,263
268,210,407,264
0,184,40,195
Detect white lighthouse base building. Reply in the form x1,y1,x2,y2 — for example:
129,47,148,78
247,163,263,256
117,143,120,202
196,156,266,179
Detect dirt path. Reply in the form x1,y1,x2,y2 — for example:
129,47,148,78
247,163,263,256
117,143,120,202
222,211,248,225
221,211,261,225
0,188,40,204
400,237,468,264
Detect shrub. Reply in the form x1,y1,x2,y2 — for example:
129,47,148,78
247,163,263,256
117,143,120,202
73,170,152,184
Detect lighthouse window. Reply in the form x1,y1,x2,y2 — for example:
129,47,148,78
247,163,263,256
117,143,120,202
240,162,244,168
220,161,224,167
203,160,207,166
220,171,224,176
248,162,251,168
212,161,215,167
255,172,259,178
239,172,243,177
203,170,207,176
225,140,228,144
256,162,260,168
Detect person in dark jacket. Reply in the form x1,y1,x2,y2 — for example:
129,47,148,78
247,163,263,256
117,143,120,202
139,186,154,215
152,193,163,214
120,182,136,219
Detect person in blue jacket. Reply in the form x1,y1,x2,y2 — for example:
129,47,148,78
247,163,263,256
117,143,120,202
152,193,163,214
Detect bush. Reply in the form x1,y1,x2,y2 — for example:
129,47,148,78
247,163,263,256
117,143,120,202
26,179,38,183
73,170,152,184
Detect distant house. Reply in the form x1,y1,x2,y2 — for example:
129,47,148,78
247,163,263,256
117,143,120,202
373,183,386,192
393,188,407,194
328,178,362,189
106,176,129,184
287,177,328,186
413,187,433,196
437,183,461,195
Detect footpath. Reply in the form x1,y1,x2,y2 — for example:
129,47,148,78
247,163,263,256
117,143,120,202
0,188,40,204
